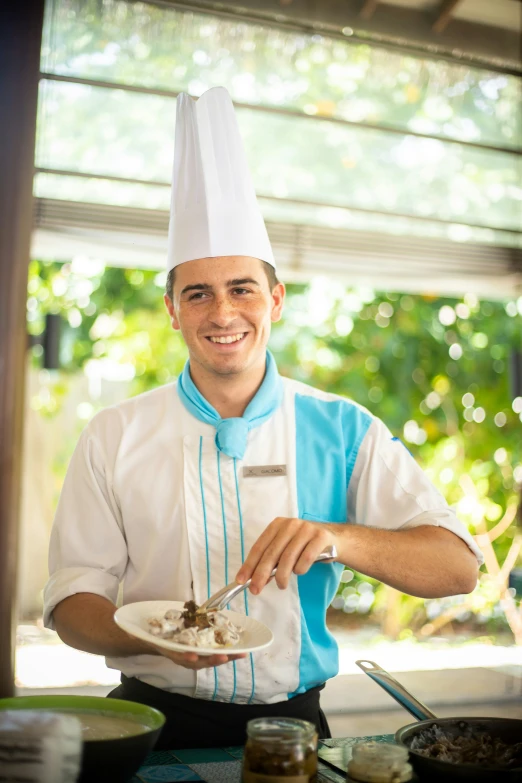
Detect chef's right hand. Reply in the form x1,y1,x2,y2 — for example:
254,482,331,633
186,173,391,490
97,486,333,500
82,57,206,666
147,643,247,670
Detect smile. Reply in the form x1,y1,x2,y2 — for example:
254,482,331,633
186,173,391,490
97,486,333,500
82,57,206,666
207,333,246,344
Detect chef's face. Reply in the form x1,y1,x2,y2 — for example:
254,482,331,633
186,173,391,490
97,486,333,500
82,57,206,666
164,256,285,378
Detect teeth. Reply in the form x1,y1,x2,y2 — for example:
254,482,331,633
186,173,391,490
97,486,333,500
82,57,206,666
209,333,245,344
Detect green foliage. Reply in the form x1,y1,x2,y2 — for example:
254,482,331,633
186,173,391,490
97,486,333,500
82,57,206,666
27,260,188,399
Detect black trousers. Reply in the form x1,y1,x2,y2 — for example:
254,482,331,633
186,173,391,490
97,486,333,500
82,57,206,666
108,675,331,749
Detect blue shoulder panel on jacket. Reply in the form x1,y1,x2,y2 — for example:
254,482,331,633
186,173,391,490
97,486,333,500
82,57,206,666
289,393,372,697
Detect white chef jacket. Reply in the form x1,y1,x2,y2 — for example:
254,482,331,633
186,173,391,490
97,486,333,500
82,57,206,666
44,373,483,705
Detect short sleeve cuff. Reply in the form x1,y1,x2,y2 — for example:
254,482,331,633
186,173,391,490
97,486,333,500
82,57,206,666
400,509,484,566
43,567,120,630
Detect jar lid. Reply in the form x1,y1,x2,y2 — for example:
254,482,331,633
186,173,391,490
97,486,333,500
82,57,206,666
349,742,412,782
352,742,409,764
247,717,317,743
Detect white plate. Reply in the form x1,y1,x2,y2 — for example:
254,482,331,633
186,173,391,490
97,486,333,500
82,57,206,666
114,600,273,656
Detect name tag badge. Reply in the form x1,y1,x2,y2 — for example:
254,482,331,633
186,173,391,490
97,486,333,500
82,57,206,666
243,465,287,478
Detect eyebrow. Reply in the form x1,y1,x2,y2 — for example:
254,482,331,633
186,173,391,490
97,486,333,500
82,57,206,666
228,277,260,287
180,283,212,295
180,278,260,296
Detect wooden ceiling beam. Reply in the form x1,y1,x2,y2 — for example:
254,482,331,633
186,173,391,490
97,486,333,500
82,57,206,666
359,0,379,20
171,1,522,74
433,0,463,34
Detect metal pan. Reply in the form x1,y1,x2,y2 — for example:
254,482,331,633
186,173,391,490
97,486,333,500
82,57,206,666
356,660,522,782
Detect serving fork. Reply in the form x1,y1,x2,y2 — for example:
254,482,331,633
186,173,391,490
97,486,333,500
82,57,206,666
197,544,338,613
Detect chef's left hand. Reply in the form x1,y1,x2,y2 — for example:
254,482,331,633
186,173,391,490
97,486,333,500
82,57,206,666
235,517,338,594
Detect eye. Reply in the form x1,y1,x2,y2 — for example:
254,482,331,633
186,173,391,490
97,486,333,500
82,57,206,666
232,288,251,295
188,292,209,301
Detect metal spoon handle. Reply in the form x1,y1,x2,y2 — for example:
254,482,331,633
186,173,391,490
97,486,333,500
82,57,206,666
356,660,437,721
199,544,338,613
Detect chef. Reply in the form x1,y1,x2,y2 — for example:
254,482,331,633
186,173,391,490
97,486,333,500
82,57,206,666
44,87,482,749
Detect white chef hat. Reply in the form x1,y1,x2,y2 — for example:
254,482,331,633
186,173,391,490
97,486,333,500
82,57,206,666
167,87,275,271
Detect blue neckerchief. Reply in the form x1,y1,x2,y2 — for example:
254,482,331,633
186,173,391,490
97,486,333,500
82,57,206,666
177,351,283,460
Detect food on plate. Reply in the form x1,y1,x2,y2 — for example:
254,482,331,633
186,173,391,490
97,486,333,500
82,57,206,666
409,723,522,767
147,600,242,648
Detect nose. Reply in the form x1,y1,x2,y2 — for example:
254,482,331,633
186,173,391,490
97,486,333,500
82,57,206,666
208,294,238,327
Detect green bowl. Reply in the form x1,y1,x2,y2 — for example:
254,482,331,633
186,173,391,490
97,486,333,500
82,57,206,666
0,695,166,783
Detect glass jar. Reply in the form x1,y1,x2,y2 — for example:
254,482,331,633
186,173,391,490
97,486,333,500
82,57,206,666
347,741,412,783
242,717,318,782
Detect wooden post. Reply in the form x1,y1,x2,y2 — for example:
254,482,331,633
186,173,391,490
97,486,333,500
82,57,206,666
359,0,380,21
433,0,463,34
0,0,45,698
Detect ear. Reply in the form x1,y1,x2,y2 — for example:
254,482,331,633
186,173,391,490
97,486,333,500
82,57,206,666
270,282,285,323
164,293,181,331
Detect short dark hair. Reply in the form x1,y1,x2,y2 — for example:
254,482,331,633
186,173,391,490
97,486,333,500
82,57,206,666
165,259,279,300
